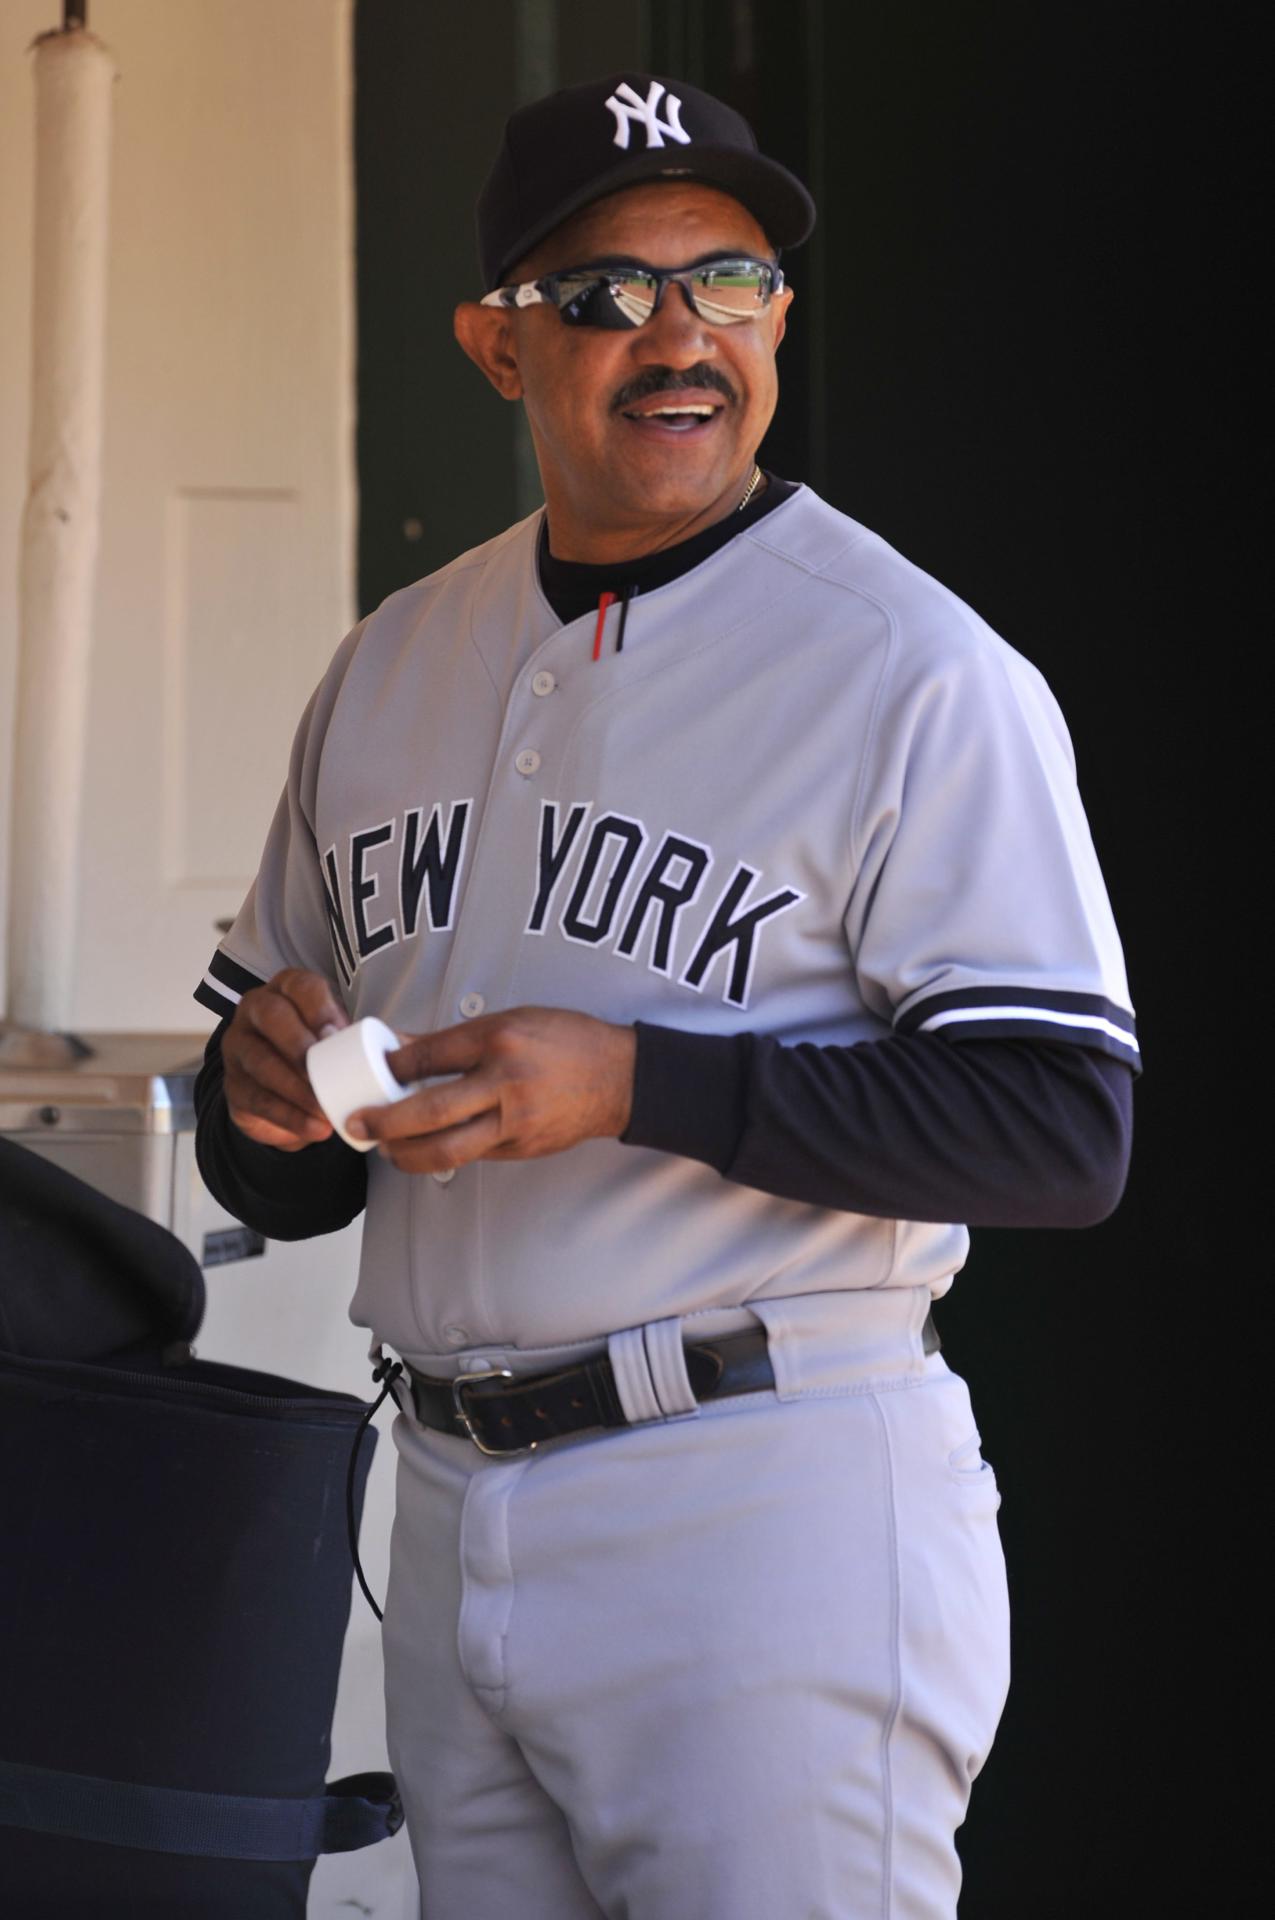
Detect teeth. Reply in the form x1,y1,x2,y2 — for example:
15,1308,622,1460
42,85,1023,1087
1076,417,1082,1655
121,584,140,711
632,404,717,418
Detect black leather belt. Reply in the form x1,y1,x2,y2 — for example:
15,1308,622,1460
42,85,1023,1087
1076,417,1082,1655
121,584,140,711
407,1311,940,1456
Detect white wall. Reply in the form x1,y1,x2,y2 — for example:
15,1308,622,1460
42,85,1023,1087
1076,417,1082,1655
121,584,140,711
1,0,358,1032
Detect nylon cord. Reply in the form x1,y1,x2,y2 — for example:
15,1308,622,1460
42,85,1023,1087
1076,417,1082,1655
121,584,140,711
346,1357,405,1622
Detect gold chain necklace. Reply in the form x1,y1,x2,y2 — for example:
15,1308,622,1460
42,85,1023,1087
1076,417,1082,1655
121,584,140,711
736,464,763,512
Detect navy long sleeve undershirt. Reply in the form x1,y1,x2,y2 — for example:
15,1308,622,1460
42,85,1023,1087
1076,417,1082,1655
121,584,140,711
193,1020,1132,1241
625,1025,1132,1227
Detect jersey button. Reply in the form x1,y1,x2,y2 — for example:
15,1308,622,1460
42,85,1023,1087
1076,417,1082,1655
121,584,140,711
432,1168,456,1186
459,992,485,1018
531,670,556,697
442,1324,469,1347
514,748,541,777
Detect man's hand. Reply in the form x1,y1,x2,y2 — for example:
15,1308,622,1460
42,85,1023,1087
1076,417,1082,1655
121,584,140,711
222,968,349,1151
347,1007,637,1174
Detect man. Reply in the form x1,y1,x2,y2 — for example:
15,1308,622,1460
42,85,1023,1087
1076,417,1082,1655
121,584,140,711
194,74,1137,1919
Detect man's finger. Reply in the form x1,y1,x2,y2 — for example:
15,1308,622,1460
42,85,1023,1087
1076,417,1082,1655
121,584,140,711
229,1027,327,1120
270,968,350,1041
349,1068,498,1144
243,985,330,1069
386,1023,489,1085
226,1085,332,1148
375,1107,507,1175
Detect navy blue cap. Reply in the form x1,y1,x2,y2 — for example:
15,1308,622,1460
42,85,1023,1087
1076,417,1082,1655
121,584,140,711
477,73,816,291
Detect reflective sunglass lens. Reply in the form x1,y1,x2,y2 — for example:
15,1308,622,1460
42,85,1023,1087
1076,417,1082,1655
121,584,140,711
611,277,660,325
549,263,774,328
689,266,771,322
556,277,643,329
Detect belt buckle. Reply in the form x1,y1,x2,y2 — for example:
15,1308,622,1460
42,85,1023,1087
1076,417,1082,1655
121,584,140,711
450,1368,532,1456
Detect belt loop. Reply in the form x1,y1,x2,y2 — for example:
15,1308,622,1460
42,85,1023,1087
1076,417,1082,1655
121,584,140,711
608,1326,662,1425
608,1319,700,1426
746,1300,800,1400
643,1318,699,1418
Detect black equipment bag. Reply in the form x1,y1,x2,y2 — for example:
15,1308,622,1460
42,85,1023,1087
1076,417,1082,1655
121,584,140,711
0,1138,400,1917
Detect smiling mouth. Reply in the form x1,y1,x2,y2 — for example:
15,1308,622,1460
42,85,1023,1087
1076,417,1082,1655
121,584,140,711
619,398,727,434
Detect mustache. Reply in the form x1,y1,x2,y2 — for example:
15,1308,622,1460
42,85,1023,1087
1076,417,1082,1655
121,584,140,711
610,365,737,412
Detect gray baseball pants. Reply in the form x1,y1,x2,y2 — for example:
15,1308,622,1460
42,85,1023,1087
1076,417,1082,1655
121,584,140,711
381,1288,1010,1919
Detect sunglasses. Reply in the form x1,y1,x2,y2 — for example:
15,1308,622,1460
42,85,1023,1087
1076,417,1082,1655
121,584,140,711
479,256,783,330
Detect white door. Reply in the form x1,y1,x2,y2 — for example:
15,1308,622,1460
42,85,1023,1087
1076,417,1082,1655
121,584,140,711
1,0,356,1033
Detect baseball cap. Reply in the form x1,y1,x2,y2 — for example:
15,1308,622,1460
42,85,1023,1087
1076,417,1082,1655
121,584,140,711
476,73,816,291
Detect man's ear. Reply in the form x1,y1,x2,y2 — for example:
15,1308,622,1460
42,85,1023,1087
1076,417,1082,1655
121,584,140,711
771,285,793,352
454,302,524,401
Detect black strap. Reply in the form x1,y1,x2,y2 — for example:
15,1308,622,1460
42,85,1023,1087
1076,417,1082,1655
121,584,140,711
0,1758,402,1860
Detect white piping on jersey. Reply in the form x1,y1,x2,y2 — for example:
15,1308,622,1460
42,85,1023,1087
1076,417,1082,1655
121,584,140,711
202,971,241,1005
915,1003,1139,1052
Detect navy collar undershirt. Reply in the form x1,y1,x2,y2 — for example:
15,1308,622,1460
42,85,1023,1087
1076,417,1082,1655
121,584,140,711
536,473,799,628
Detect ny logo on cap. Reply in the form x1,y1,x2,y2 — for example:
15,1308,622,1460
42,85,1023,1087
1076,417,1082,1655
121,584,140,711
604,80,691,152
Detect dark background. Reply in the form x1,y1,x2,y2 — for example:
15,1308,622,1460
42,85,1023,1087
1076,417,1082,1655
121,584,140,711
356,4,1244,1910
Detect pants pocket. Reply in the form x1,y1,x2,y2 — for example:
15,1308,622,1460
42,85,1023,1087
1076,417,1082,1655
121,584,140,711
947,1427,995,1483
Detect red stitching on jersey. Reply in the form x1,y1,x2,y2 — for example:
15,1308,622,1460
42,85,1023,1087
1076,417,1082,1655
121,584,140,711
592,591,617,662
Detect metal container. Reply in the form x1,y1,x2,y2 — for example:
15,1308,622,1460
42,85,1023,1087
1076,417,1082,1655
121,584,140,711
0,1032,262,1268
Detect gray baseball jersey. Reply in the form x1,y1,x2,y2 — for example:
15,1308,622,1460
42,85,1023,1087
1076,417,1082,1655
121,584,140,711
196,485,1138,1361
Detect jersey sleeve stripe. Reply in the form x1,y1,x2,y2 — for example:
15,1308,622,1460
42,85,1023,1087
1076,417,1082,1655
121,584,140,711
207,950,267,997
914,1003,1140,1054
895,984,1136,1033
895,986,1141,1068
193,950,267,1021
194,976,239,1020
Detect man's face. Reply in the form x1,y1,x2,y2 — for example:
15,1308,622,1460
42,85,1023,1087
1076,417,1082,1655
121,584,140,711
459,181,792,545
